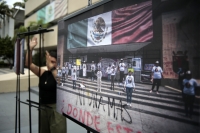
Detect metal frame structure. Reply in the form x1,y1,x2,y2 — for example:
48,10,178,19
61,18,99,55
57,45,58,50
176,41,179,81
15,26,54,133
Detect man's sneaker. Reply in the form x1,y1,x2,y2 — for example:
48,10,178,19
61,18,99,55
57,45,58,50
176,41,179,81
62,83,63,86
156,91,159,94
129,104,131,107
150,90,152,93
127,103,129,106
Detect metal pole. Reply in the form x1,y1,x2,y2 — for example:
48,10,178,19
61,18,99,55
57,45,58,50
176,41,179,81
15,75,18,133
18,74,21,133
38,25,42,133
27,27,32,133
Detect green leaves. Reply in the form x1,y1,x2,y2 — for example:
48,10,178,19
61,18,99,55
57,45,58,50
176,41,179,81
13,2,25,9
0,36,14,64
0,1,14,20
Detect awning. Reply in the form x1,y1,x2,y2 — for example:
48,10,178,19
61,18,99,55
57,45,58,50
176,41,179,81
68,42,150,54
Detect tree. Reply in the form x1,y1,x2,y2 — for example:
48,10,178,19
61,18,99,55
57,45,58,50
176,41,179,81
0,1,14,23
13,25,27,44
27,19,49,66
0,36,14,66
13,0,28,9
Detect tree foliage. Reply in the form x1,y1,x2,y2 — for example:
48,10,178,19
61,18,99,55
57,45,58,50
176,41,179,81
13,0,28,9
0,36,14,65
0,1,14,21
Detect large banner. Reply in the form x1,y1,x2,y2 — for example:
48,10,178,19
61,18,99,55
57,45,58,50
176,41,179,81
37,0,67,23
67,0,153,49
87,12,112,47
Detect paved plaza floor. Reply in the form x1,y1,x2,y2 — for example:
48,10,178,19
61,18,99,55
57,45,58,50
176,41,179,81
0,91,87,133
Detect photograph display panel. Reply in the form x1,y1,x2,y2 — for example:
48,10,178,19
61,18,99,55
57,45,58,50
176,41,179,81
56,0,200,132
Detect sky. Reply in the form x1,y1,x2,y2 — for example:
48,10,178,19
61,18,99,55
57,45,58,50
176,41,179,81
5,0,23,7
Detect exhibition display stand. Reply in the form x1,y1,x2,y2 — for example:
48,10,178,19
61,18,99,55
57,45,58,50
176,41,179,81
14,26,97,133
15,26,54,133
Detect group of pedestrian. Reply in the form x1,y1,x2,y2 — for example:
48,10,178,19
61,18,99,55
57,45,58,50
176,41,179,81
56,62,70,86
58,59,199,116
105,59,128,91
149,60,199,119
104,59,136,106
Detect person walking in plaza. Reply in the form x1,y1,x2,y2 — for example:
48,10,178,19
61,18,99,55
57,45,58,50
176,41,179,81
25,37,66,133
57,66,62,86
124,70,135,106
65,62,69,80
118,59,126,86
178,68,185,98
91,61,96,81
71,66,77,89
61,63,66,86
68,61,72,75
150,61,163,94
96,67,102,92
110,65,116,90
182,70,198,118
76,65,80,80
106,64,112,81
82,61,87,78
97,58,101,70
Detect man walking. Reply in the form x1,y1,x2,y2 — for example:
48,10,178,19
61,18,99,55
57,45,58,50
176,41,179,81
96,67,102,92
150,61,164,94
71,66,77,89
106,64,112,81
118,59,126,86
61,64,66,86
91,61,96,81
110,65,116,90
82,61,87,77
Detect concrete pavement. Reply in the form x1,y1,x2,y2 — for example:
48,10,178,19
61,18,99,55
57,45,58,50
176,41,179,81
0,90,87,133
0,68,14,75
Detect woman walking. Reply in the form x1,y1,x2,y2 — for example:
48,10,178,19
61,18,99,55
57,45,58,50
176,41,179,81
124,71,135,106
96,67,102,92
71,66,77,89
110,65,116,90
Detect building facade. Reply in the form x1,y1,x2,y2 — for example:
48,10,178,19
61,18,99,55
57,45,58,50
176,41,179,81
24,0,102,51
